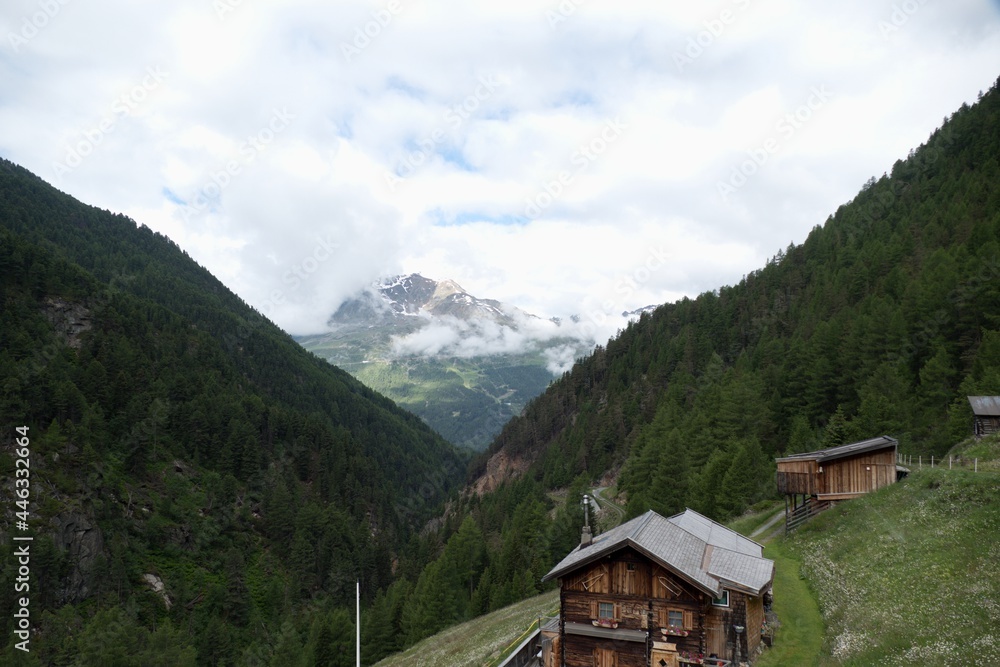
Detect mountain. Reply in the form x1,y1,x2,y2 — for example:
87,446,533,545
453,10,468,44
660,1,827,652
0,161,466,664
297,274,591,450
471,78,1000,509
355,78,1000,664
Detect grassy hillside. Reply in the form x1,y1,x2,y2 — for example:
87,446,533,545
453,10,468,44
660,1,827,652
373,590,558,667
299,327,555,450
778,457,1000,665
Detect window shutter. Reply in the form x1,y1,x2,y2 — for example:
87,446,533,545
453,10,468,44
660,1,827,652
613,603,621,622
590,600,598,619
683,610,694,631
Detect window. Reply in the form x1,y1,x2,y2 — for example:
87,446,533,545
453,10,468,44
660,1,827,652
667,610,684,628
711,590,730,607
626,563,636,571
599,602,615,619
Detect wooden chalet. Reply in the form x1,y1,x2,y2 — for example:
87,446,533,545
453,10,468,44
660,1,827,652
969,396,1000,438
541,509,774,667
776,436,901,531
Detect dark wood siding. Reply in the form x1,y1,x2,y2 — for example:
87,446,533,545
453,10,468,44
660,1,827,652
563,635,646,667
818,449,896,496
745,593,765,656
777,445,897,498
975,415,1000,436
557,546,769,667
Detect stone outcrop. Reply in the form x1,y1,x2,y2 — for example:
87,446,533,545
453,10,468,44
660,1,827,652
52,512,105,603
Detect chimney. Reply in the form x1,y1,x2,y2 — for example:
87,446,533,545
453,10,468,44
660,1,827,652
581,494,593,547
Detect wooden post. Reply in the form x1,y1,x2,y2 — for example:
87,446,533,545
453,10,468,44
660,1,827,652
356,581,361,667
950,456,952,469
975,458,978,473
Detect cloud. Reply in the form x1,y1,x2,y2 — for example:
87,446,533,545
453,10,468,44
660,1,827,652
1,0,998,347
387,303,621,374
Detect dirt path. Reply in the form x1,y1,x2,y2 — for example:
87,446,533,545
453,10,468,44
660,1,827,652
751,506,786,543
591,486,626,527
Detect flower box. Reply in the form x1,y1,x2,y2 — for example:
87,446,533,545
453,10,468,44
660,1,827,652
661,626,690,637
591,618,618,629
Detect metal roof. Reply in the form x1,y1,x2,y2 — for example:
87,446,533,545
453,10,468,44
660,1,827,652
968,396,1000,417
775,435,898,464
564,622,647,643
541,509,774,597
667,508,763,558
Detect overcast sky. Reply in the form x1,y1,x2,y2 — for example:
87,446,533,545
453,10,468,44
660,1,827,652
2,0,999,347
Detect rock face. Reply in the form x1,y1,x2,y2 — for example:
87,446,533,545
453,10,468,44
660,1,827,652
42,297,92,348
330,274,521,328
52,512,105,603
471,449,532,496
142,573,172,609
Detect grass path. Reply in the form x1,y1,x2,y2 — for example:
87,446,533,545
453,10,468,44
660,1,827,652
755,537,826,666
724,503,826,664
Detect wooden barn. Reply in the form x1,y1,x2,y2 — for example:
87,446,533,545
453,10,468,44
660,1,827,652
541,509,774,667
968,396,1000,437
776,436,900,531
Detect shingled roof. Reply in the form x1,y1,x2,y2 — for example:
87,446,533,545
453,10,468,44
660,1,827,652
541,509,774,597
969,396,1000,416
775,435,898,464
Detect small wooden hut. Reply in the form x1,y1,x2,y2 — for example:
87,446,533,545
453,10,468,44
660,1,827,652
776,436,900,531
968,396,1000,438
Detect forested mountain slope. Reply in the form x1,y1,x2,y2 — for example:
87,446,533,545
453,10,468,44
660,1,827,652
474,76,1000,519
364,82,1000,665
0,162,466,664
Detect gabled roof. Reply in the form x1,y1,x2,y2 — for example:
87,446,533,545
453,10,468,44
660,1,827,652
541,509,774,598
969,396,1000,417
775,435,898,464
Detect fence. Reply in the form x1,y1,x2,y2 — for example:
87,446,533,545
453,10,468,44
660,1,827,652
897,453,981,472
487,612,559,667
784,497,831,534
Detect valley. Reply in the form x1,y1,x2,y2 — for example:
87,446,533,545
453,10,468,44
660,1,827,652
297,274,592,449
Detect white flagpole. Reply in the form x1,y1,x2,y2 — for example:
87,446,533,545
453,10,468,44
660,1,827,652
356,580,361,667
